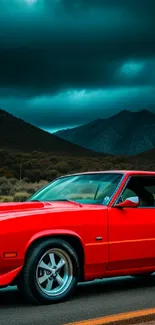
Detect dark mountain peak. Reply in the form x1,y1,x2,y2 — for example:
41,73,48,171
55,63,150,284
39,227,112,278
137,109,154,117
0,108,97,156
0,108,9,116
83,118,104,127
110,109,155,119
55,108,155,156
0,108,26,125
57,118,105,135
140,109,149,113
106,109,155,124
110,109,134,120
117,109,133,115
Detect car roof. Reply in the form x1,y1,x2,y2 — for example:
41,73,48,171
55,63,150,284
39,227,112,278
61,170,155,177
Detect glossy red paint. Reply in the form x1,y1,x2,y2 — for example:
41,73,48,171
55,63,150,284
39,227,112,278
1,170,155,287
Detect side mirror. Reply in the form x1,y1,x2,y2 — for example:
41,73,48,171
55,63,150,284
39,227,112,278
115,196,140,208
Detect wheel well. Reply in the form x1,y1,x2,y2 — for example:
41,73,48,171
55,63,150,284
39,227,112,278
25,234,85,281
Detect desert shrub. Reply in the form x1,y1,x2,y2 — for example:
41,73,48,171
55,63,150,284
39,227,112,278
49,155,60,164
0,176,7,184
13,180,26,193
44,169,59,181
4,170,14,178
20,153,31,159
24,185,36,195
0,196,14,202
24,169,42,182
22,176,30,182
22,161,32,169
23,181,46,194
66,159,82,170
13,192,30,202
101,162,113,170
31,150,39,157
4,156,14,164
0,168,6,177
40,158,51,166
31,158,41,169
54,162,70,173
10,164,21,178
121,163,133,170
0,181,12,195
0,149,8,156
9,178,18,185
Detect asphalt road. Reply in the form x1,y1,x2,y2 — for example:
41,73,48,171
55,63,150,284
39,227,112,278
1,275,155,325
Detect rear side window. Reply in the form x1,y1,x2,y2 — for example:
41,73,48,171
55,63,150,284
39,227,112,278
120,176,155,207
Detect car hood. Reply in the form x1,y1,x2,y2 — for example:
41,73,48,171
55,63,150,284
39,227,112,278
0,201,45,212
0,200,103,215
0,199,108,216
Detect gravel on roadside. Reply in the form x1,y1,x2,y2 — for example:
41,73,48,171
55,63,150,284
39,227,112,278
124,319,155,325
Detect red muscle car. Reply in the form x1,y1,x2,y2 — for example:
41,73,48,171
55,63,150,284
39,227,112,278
0,170,155,304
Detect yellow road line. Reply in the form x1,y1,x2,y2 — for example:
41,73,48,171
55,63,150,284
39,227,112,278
64,308,155,325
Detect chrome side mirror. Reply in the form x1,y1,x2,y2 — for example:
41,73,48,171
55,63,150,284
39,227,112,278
115,196,139,208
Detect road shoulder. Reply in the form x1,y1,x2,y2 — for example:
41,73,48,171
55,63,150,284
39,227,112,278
65,308,155,325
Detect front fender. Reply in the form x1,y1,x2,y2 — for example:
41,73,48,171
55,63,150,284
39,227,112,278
25,228,85,253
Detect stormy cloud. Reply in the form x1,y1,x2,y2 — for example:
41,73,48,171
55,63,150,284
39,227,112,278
0,0,155,131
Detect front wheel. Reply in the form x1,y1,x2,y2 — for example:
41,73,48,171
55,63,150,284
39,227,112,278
17,238,80,304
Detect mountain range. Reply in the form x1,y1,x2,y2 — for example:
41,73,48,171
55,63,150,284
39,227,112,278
55,109,155,156
1,108,155,158
0,109,97,156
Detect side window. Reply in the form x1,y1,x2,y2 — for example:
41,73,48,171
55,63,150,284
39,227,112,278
120,176,155,207
121,188,137,201
145,186,155,200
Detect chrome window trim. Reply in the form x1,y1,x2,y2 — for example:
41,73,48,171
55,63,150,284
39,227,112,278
106,173,126,207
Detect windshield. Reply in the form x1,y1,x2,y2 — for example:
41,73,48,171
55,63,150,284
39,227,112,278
29,173,123,205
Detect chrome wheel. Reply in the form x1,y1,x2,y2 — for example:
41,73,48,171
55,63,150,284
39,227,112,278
18,239,80,304
36,248,73,297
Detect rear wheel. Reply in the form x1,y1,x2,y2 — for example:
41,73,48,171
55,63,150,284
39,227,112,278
17,238,80,304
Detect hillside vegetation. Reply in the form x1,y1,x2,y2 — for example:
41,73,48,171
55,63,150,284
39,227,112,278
0,149,154,202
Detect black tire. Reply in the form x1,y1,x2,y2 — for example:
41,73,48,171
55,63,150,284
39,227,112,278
17,238,80,305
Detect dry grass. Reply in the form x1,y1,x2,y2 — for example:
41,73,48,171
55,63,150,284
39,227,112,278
0,177,48,202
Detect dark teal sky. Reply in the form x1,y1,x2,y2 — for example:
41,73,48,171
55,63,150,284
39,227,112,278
0,0,155,132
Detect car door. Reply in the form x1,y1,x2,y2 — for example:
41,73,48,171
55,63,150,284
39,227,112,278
107,175,155,270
